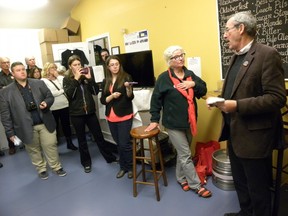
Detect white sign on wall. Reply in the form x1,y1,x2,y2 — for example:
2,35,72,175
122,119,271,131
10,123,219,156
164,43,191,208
187,57,201,78
124,30,149,53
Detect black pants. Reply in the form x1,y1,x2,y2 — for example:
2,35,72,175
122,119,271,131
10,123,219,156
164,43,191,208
228,141,272,216
71,113,116,167
108,118,132,171
52,107,72,138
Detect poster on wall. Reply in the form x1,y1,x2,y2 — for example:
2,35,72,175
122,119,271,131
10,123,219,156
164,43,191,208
187,57,201,78
124,30,149,53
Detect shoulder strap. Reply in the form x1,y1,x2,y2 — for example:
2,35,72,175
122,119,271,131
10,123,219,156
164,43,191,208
49,80,60,90
49,79,68,99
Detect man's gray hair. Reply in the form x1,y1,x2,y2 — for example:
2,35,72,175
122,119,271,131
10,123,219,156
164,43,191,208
230,11,257,37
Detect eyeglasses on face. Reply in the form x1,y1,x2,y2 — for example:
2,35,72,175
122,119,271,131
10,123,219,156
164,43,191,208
170,53,185,61
224,23,241,34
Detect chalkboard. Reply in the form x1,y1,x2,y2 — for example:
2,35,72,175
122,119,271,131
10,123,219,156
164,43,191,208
217,0,288,79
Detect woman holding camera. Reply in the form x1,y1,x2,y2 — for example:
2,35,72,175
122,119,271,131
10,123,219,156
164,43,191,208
63,55,117,173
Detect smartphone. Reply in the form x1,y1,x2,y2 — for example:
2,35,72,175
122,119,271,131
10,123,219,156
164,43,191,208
80,67,89,74
128,82,138,85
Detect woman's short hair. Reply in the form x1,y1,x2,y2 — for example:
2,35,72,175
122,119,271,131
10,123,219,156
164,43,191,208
42,62,57,78
163,45,185,64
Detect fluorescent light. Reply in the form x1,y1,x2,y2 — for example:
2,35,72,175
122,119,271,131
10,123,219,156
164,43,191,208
0,0,48,10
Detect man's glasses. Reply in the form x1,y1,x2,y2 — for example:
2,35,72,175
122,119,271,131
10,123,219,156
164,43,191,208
224,23,241,34
170,53,185,61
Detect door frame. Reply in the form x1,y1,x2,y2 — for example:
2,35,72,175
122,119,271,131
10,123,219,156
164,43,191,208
86,32,111,66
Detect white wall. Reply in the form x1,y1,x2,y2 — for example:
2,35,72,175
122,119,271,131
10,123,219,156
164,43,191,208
0,29,43,67
0,29,42,149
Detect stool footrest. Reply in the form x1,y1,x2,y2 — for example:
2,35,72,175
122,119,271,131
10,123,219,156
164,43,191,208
135,170,164,182
131,126,168,201
136,181,157,186
135,156,155,160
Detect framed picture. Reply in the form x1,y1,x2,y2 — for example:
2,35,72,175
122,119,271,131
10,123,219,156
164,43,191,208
111,46,120,55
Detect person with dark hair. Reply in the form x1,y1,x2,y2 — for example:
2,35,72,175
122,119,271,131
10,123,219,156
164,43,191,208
29,67,41,79
145,45,212,198
63,55,117,173
100,48,110,64
100,55,134,179
0,57,16,155
207,11,286,216
0,61,66,180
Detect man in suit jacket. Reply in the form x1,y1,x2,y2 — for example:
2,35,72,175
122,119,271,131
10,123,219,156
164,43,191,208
207,12,286,216
0,62,67,180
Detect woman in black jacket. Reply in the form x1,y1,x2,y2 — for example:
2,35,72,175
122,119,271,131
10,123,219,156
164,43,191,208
63,55,116,173
145,46,212,198
100,56,134,179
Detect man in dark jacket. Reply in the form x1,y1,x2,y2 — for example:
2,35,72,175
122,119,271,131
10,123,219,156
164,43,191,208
207,11,286,216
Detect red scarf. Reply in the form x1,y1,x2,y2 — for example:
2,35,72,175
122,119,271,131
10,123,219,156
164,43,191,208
168,69,197,136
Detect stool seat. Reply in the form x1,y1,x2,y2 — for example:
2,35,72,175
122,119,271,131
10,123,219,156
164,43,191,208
130,125,168,201
130,125,160,139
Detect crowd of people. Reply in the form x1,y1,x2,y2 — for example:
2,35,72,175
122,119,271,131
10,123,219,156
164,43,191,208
0,11,286,216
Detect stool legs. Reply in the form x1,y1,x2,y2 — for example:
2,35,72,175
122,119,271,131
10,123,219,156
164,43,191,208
132,138,138,198
149,138,160,201
139,139,146,181
132,135,168,201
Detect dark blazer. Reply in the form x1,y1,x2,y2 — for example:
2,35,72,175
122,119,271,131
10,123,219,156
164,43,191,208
0,78,56,144
219,42,287,158
100,75,134,117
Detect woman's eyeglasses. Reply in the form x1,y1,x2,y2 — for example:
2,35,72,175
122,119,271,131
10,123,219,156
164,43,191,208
170,53,185,61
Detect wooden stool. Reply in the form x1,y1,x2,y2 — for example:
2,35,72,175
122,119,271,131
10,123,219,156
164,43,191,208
130,125,168,201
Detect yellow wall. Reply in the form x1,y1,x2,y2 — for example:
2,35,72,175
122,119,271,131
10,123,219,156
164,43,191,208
71,0,223,147
71,0,288,182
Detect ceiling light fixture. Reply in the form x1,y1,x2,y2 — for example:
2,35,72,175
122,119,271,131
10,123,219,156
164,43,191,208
0,0,48,10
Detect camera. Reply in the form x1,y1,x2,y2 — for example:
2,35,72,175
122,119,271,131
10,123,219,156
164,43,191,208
26,101,37,112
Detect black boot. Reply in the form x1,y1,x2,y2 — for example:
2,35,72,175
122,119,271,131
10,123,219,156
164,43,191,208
66,137,78,151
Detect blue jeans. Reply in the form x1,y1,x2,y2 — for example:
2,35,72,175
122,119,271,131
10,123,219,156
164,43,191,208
108,118,133,171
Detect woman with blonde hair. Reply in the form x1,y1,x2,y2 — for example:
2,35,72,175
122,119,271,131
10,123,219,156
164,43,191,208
41,62,77,151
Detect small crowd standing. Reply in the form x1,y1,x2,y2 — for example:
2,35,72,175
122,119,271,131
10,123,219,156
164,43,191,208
0,11,286,216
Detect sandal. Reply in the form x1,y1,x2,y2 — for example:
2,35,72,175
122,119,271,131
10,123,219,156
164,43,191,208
192,187,212,198
178,181,190,192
